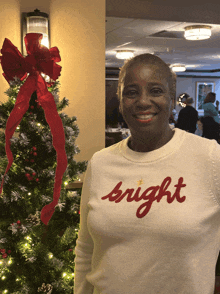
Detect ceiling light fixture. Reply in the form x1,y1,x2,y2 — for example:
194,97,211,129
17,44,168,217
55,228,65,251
116,50,134,60
184,25,211,40
171,64,186,72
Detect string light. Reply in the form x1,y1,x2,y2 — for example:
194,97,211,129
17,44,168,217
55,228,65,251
2,276,6,280
64,181,68,186
48,253,53,259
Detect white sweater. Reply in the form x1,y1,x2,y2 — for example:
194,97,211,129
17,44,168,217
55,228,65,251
74,128,220,294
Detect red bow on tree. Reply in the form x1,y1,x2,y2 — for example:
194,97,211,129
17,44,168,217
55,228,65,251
0,33,68,225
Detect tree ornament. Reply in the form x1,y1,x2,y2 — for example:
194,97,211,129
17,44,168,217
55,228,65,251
36,178,39,182
17,220,21,225
32,147,37,151
33,152,37,156
0,33,67,225
32,172,36,176
37,283,53,294
26,213,40,226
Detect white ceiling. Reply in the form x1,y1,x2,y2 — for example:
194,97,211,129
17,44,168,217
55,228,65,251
106,17,220,71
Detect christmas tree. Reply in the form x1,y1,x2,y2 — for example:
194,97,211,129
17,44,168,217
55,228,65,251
0,77,87,294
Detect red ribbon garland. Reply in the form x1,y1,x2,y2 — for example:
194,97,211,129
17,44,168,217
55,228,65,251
0,33,68,225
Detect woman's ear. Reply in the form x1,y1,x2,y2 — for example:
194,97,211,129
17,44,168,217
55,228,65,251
168,99,174,117
170,99,174,112
119,102,122,114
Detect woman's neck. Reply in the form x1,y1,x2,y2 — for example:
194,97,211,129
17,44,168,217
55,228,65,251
128,127,174,152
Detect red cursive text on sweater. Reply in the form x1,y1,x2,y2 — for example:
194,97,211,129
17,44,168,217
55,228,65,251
101,177,186,218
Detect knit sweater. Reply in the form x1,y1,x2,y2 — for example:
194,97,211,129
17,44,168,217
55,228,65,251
74,128,220,294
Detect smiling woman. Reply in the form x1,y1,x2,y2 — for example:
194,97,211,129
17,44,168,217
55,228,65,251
117,54,176,152
74,53,220,294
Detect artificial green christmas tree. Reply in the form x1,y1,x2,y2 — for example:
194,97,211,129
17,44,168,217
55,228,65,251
0,77,87,293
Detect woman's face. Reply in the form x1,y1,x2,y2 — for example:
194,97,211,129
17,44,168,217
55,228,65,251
119,62,173,138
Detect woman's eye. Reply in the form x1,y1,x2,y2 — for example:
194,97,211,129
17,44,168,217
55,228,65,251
123,89,138,97
151,88,163,94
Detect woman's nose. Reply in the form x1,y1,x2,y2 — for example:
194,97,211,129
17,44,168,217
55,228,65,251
138,91,151,105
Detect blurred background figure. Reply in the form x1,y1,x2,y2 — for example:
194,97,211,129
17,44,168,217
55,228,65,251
203,92,219,123
175,97,198,133
194,117,203,137
202,92,220,142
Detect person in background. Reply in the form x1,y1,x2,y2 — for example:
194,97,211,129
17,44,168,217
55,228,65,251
175,97,198,133
74,53,220,294
202,92,220,141
203,92,219,123
194,117,203,137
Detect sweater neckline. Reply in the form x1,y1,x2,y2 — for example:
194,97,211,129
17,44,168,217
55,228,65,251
119,128,185,163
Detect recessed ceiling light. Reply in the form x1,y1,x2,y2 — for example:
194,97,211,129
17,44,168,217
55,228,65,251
184,25,211,40
170,64,186,72
116,50,134,60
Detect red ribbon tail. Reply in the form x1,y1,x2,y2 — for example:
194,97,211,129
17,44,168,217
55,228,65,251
37,89,67,225
0,76,36,194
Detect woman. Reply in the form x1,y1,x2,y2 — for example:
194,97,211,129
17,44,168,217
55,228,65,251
202,92,220,141
74,54,220,294
175,97,199,133
203,92,219,123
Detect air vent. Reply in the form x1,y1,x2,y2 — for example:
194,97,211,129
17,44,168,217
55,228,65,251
149,30,184,39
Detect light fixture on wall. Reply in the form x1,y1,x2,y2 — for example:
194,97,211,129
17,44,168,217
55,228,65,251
22,9,50,56
171,64,186,72
184,25,211,40
116,50,134,60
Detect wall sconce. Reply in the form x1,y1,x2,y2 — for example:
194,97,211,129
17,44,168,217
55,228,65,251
21,9,50,56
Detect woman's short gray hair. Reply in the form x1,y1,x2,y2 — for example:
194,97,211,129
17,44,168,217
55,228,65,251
116,53,176,102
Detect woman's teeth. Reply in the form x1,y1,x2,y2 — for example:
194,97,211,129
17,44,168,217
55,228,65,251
136,114,154,120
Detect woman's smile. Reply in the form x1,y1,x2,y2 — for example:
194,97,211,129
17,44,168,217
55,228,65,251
134,111,157,123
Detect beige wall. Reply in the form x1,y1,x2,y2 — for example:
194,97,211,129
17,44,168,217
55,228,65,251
0,0,20,103
0,0,105,165
50,0,105,162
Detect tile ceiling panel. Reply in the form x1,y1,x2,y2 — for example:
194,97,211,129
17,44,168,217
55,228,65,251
106,17,220,71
